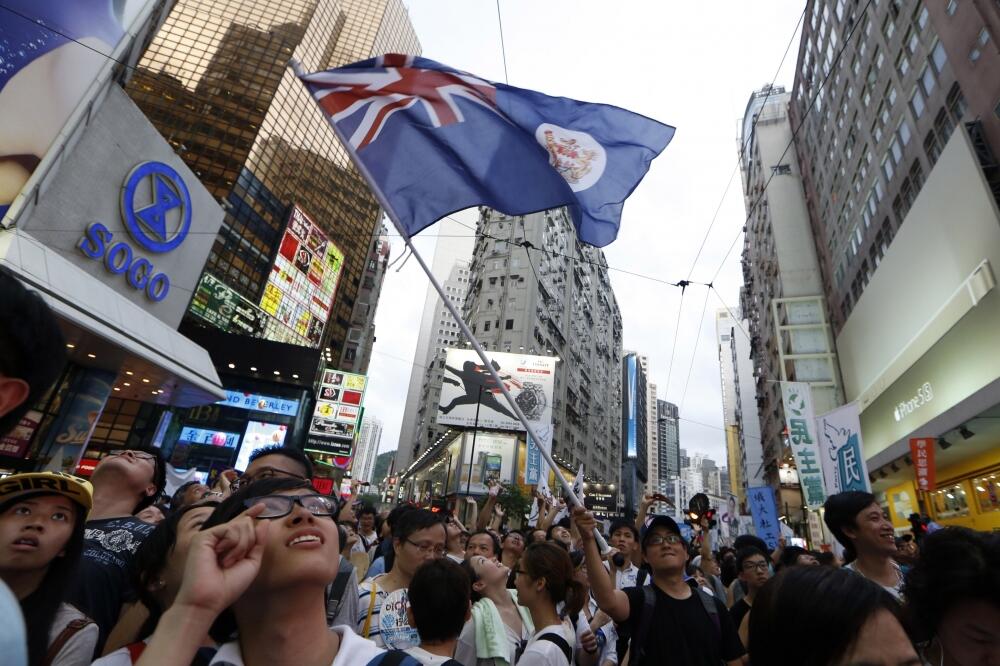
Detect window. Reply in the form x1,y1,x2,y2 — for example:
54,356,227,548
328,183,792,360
915,6,929,30
882,156,895,182
970,46,982,63
898,120,912,147
978,28,991,46
946,0,958,16
882,15,896,41
924,129,942,165
504,319,514,330
771,164,792,175
947,83,968,119
483,321,491,331
910,88,925,118
972,473,1000,513
919,65,936,96
896,50,910,77
931,41,948,73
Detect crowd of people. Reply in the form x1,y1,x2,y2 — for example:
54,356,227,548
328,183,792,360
2,249,1000,666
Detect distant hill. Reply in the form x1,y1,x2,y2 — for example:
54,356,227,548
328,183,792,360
372,450,395,482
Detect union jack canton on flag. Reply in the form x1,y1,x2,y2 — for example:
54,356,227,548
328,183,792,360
297,54,675,248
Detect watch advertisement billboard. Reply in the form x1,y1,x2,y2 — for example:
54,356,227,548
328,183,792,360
260,205,344,348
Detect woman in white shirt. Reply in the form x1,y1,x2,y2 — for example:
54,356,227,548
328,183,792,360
456,555,534,665
514,543,586,666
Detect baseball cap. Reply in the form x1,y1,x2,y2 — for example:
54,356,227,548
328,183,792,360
0,472,93,515
640,514,682,548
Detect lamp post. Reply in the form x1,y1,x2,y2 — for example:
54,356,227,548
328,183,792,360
466,386,485,496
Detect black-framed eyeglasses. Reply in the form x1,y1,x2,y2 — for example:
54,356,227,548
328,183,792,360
742,560,769,572
243,494,337,519
106,450,156,462
646,534,683,546
404,538,446,556
232,467,306,491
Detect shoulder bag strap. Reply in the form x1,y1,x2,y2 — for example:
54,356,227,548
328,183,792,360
694,588,721,639
361,580,379,638
537,633,573,664
43,618,93,666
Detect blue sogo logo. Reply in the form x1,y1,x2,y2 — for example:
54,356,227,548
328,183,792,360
77,161,193,302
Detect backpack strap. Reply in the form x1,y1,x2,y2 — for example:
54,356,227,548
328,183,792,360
694,588,721,639
43,618,93,666
325,557,356,624
629,584,657,663
537,632,572,664
364,649,423,666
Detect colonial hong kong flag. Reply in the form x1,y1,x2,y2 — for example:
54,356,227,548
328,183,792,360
297,54,674,247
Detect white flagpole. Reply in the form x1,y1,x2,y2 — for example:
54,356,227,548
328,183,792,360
290,60,607,551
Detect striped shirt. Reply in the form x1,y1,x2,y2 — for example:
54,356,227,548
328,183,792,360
357,576,420,650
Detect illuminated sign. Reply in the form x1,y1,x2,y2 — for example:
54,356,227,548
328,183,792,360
309,369,367,445
77,162,190,302
178,426,240,448
234,421,288,471
260,205,344,348
893,382,934,422
626,354,638,459
217,390,300,416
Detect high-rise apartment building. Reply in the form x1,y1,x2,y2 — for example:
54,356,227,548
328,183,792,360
127,0,420,363
622,352,649,517
781,0,1000,534
352,416,383,483
655,399,680,503
739,85,842,490
339,227,391,373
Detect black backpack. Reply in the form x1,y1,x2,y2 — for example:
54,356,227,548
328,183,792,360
324,556,356,624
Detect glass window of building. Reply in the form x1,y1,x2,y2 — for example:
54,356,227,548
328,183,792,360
972,473,1000,513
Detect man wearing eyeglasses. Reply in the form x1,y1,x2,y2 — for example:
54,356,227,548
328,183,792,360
67,447,166,653
729,547,770,648
238,445,314,489
573,508,745,666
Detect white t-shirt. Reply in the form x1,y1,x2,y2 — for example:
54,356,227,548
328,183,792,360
357,577,421,649
518,622,576,666
48,603,98,666
603,561,641,589
209,626,383,665
844,560,905,601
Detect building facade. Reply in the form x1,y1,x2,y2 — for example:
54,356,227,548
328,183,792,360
126,0,420,362
655,399,680,504
352,416,383,483
339,228,391,374
787,0,1000,533
395,216,475,471
739,84,842,493
622,352,648,517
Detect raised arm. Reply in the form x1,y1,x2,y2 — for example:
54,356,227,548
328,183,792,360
572,506,630,623
476,481,500,531
634,493,654,532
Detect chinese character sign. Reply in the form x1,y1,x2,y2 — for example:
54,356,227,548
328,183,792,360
817,402,871,494
747,486,781,551
780,382,827,508
524,424,552,485
909,438,936,491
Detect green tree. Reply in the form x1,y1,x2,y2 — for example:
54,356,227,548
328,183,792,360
498,484,532,528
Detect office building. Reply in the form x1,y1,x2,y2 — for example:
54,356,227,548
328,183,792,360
352,416,383,483
787,0,1000,532
126,0,420,361
739,84,843,492
655,399,680,503
339,227,391,374
395,216,475,471
622,352,649,518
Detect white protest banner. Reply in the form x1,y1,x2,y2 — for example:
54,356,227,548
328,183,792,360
816,402,871,494
780,382,826,508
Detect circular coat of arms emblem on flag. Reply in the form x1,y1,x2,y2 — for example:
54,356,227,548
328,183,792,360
534,123,607,192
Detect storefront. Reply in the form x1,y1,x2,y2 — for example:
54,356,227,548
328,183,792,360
834,127,1000,531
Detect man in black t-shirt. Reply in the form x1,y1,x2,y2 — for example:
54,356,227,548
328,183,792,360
729,546,771,646
574,507,745,666
67,447,164,653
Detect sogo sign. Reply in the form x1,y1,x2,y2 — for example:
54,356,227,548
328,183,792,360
76,162,192,302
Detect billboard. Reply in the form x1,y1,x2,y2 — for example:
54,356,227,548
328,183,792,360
189,273,267,338
234,421,288,471
216,390,300,417
260,205,344,348
178,426,240,449
780,382,827,508
0,0,159,220
625,354,638,459
459,432,517,495
437,350,556,432
307,368,367,455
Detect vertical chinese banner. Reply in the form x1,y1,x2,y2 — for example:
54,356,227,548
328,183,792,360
816,402,871,494
780,382,827,508
909,438,936,491
747,485,781,551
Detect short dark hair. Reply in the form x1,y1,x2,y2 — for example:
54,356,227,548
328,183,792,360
748,565,905,666
823,491,877,560
357,503,377,519
201,476,315,642
609,519,639,541
170,481,202,510
0,269,66,435
779,545,811,569
409,559,470,642
247,445,313,479
134,447,167,513
393,508,445,544
734,534,770,554
520,542,586,617
502,529,526,544
905,527,1000,641
736,546,768,571
467,529,501,557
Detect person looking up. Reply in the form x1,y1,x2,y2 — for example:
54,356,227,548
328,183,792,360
528,529,547,546
67,448,165,653
823,491,903,600
131,476,387,666
605,519,641,589
457,555,534,666
236,445,313,490
134,503,167,526
905,527,1000,666
729,547,771,647
748,565,919,666
404,559,470,665
513,542,584,666
0,471,97,666
443,514,468,563
95,500,220,663
546,522,573,551
358,509,446,649
169,483,210,512
777,545,818,569
499,530,525,572
574,508,745,666
465,529,501,562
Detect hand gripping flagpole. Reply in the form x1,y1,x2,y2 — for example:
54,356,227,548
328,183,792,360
289,59,608,553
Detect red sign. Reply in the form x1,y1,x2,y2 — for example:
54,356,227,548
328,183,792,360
0,410,42,459
909,438,936,491
311,477,335,495
76,458,99,477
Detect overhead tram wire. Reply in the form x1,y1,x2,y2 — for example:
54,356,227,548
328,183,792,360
706,0,876,287
678,286,712,413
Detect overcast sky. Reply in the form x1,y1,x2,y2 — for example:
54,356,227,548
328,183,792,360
364,0,805,467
